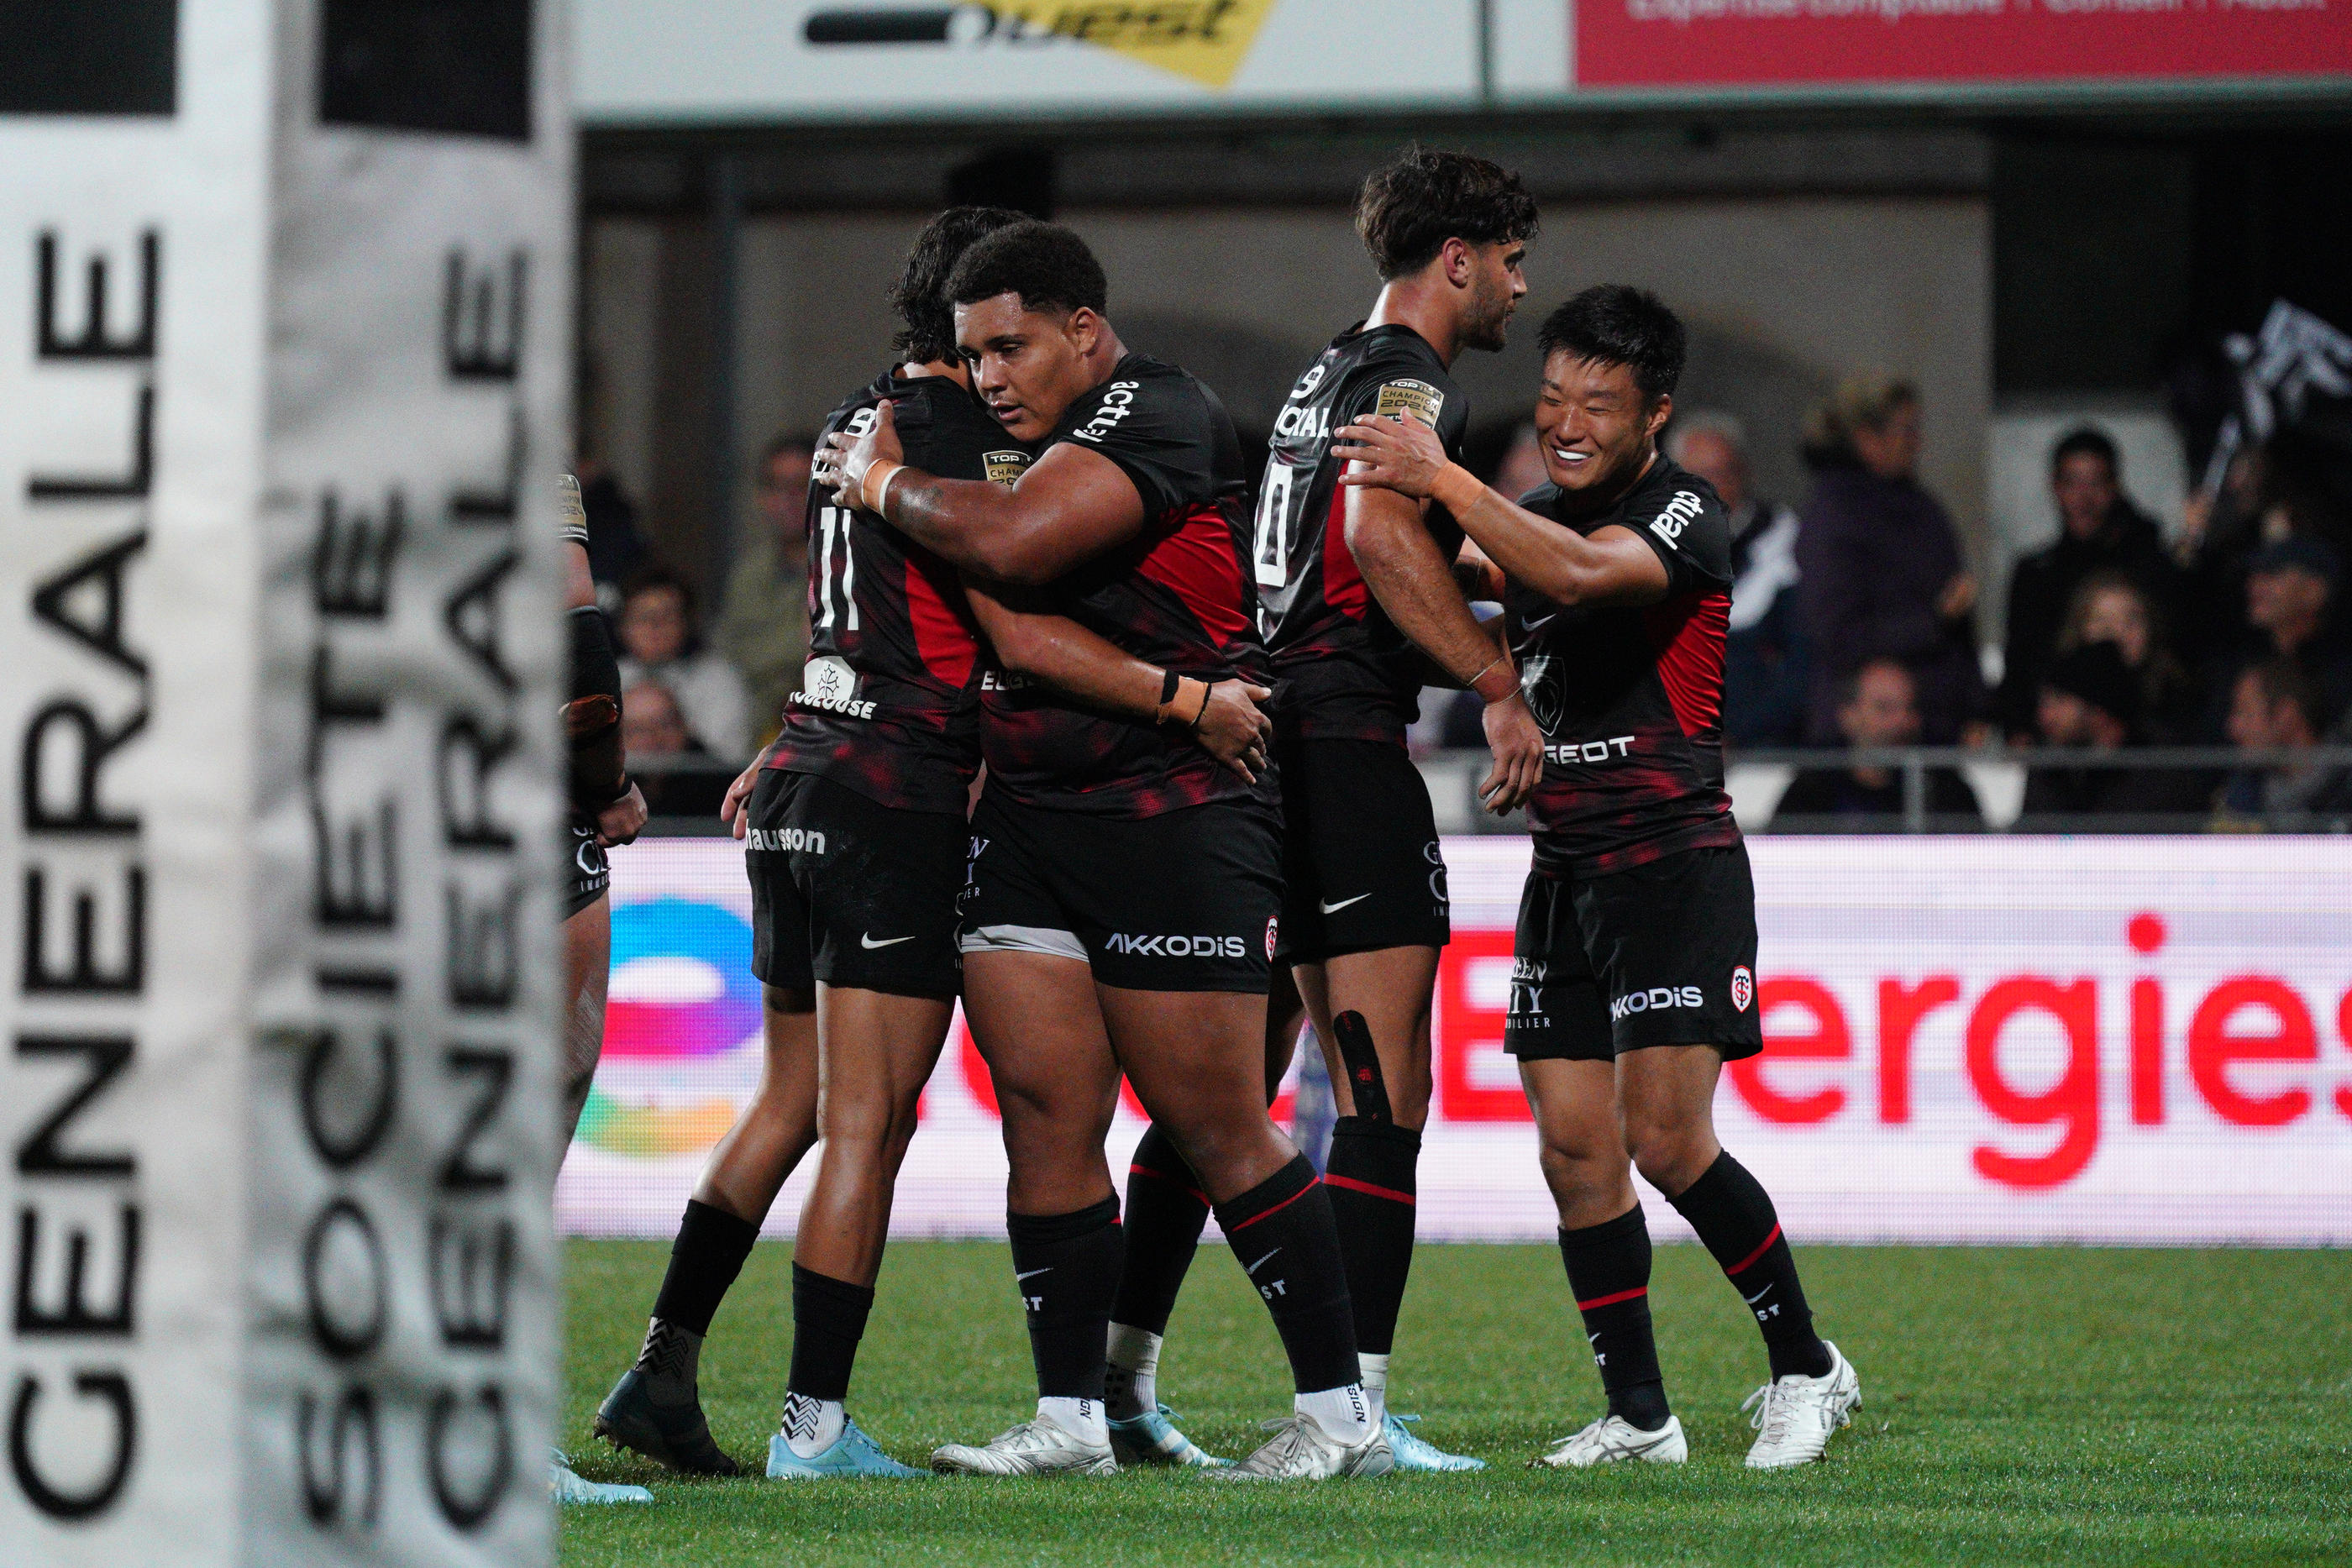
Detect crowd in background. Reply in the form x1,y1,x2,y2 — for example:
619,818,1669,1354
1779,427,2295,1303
575,374,2352,833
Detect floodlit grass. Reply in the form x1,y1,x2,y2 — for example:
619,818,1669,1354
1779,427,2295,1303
559,1240,2349,1565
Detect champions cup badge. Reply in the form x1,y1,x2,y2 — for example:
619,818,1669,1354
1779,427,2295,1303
1730,966,1754,1012
1373,378,1445,427
984,449,1032,488
1265,916,1279,961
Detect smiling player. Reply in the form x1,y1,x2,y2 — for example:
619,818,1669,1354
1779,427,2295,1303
1335,286,1861,1470
821,220,1389,1481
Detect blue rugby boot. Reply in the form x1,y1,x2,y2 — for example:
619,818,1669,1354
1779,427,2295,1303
1108,1405,1229,1469
1382,1413,1485,1472
766,1419,926,1479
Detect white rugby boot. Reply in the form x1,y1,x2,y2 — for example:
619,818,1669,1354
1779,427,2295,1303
1741,1340,1861,1469
1532,1413,1688,1469
930,1408,1116,1476
1209,1413,1394,1481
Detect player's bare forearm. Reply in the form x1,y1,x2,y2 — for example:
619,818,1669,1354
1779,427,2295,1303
1346,483,1511,690
1429,466,1667,609
968,581,1271,780
966,583,1160,716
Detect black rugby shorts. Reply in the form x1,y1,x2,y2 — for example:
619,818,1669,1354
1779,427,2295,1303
1504,842,1763,1063
563,820,610,921
747,768,965,999
1272,733,1451,964
958,786,1282,994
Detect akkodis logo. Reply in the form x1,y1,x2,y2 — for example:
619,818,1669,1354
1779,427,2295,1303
605,898,762,1058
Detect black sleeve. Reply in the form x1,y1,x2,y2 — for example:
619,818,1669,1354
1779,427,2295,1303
1627,481,1735,599
1051,370,1216,523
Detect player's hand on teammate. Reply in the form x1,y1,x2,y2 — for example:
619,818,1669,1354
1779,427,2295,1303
1332,413,1450,500
597,781,648,848
1478,690,1543,815
718,758,764,842
816,400,905,506
1193,678,1275,782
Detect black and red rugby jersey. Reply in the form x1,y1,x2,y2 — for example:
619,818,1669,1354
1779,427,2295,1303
769,370,1029,815
1256,323,1473,745
979,352,1272,819
1506,454,1740,878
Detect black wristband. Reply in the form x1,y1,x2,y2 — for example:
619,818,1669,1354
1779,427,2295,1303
1158,669,1181,706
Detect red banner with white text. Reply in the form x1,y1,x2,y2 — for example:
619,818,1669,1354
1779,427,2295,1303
1572,0,2352,90
563,836,2352,1246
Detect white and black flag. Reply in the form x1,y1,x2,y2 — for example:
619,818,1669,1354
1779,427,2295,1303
3,3,570,1564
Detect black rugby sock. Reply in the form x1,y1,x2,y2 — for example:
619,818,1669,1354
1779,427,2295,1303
1109,1125,1211,1337
786,1263,874,1403
1558,1207,1670,1431
1215,1156,1360,1394
1007,1198,1125,1400
649,1198,759,1340
1667,1151,1833,1381
1322,1117,1420,1358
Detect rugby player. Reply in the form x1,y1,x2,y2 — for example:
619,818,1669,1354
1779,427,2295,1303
1105,147,1541,1474
821,220,1390,1481
593,208,1273,1481
553,473,656,1505
1334,286,1861,1469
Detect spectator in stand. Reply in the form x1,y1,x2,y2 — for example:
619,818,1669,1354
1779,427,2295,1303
1773,657,1982,829
1669,411,1808,745
1796,375,1986,746
2215,659,2352,827
716,432,816,748
2019,643,2211,826
572,455,648,603
617,566,751,760
2202,536,2352,738
2055,570,2198,742
620,679,730,821
1997,427,2178,739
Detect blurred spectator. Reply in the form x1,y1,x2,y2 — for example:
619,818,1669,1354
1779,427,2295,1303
2055,570,2198,742
2218,537,2352,732
1773,658,1982,827
1997,427,2178,739
717,432,817,747
1796,376,1986,746
1493,421,1547,502
617,566,751,759
2019,644,2211,825
1669,411,1807,746
622,680,730,820
572,456,647,601
2215,659,2352,826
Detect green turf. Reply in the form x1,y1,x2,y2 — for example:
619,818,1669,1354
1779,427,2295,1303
559,1240,2349,1565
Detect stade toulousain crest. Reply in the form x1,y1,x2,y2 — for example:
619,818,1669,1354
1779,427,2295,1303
3,3,570,1565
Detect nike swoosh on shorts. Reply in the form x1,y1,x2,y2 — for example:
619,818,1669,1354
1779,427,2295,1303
861,934,916,949
1318,894,1371,915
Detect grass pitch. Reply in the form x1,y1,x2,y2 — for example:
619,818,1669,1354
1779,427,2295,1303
559,1240,2348,1565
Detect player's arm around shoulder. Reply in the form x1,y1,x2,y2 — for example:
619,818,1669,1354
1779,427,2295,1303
819,401,1144,586
1334,414,1667,610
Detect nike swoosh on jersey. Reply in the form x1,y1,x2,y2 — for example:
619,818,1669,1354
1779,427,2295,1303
1318,893,1371,915
860,933,916,949
1244,1249,1282,1275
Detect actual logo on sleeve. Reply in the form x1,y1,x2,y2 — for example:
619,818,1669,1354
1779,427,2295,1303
1373,378,1445,428
984,450,1032,488
1265,916,1280,961
1070,380,1140,443
1649,490,1705,547
1731,966,1754,1012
